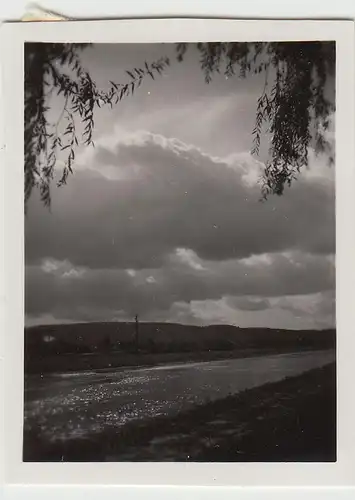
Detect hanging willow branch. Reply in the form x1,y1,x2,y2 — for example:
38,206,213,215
25,42,170,210
177,41,335,197
25,41,335,210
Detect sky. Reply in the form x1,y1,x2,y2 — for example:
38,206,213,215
25,43,336,329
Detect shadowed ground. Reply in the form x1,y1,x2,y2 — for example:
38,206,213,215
23,362,336,462
24,350,334,442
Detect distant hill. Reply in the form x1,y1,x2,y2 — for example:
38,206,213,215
25,321,336,355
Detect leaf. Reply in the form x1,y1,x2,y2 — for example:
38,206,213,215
109,80,119,90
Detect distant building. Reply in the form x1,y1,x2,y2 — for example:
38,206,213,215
43,335,55,343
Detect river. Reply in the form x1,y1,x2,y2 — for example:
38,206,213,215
24,349,335,442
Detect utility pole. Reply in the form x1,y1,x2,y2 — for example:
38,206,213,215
134,314,139,353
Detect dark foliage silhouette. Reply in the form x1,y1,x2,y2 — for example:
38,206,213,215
25,41,335,211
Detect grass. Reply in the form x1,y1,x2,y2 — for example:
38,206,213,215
24,323,336,375
24,346,325,376
23,362,336,462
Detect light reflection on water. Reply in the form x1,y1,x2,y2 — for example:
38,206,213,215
24,350,335,442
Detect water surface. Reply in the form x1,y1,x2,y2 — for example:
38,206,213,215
24,349,335,441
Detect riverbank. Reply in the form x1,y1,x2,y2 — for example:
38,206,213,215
24,323,336,375
23,362,336,462
25,346,328,376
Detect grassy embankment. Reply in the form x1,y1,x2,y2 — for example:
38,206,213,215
24,346,324,375
23,362,336,462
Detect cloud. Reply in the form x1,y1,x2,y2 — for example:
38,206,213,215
159,292,334,330
25,130,335,272
272,290,335,329
25,248,334,327
175,248,206,271
27,44,335,329
225,296,272,311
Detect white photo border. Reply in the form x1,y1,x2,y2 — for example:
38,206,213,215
1,18,354,486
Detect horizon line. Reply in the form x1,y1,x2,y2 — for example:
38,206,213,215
25,319,336,332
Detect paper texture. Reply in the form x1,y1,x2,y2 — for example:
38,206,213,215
21,5,68,21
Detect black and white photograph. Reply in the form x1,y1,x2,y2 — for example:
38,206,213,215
21,37,339,464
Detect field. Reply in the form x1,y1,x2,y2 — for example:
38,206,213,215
24,322,336,375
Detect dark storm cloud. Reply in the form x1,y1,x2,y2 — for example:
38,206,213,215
25,249,334,322
24,42,336,328
25,132,335,271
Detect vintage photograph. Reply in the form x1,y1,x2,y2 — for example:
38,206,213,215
23,40,336,462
